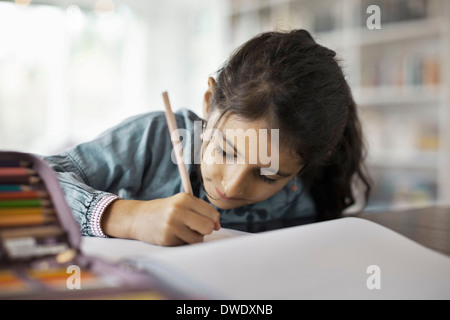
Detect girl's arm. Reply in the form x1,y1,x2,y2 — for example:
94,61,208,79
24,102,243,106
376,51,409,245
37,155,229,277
43,111,219,243
101,194,220,246
43,113,155,236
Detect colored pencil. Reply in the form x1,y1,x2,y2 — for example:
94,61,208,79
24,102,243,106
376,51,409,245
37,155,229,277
0,207,55,216
0,185,36,192
0,225,63,239
0,175,40,185
0,270,29,293
27,267,99,290
0,168,36,176
27,268,90,280
0,167,39,185
6,242,69,260
0,199,51,208
0,160,31,168
0,214,56,227
0,190,48,200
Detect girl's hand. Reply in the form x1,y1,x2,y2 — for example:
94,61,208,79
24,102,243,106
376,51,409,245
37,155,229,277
101,194,221,246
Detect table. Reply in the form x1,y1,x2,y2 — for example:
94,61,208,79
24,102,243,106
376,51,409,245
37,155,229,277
356,206,450,257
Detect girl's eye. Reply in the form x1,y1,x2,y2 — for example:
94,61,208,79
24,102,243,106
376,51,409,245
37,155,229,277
215,144,235,159
215,144,227,157
259,173,277,185
214,143,277,185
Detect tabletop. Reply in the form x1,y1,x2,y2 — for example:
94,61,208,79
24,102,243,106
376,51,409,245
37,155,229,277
356,205,450,257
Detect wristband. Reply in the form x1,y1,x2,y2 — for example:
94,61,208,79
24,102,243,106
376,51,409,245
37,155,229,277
91,194,120,238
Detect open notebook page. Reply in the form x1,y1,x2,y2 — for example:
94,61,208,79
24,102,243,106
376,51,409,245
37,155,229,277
81,227,249,263
82,217,450,299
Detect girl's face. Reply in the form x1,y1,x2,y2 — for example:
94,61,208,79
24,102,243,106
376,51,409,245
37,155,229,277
200,111,303,210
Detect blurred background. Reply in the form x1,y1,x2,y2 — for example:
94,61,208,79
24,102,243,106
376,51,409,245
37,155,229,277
0,0,449,212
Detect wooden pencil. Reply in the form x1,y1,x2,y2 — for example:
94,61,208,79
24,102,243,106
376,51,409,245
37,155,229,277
0,207,55,216
0,225,63,239
0,199,51,208
0,160,31,168
0,185,36,192
0,214,56,227
0,175,40,185
0,190,48,200
162,91,193,195
0,168,36,176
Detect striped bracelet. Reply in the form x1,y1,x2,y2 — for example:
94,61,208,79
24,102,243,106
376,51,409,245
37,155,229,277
91,194,120,238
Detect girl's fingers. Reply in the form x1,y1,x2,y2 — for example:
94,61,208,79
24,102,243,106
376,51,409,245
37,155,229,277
168,235,189,246
174,222,205,244
182,209,216,236
152,194,221,245
181,194,221,229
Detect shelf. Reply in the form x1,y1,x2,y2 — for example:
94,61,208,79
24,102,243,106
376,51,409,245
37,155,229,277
353,85,443,106
367,150,439,170
312,17,445,48
365,202,436,213
229,0,291,17
353,18,445,46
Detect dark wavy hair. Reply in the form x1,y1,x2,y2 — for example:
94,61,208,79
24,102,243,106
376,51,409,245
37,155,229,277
208,29,371,220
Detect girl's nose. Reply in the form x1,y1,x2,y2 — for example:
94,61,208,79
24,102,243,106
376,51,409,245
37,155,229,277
222,166,247,199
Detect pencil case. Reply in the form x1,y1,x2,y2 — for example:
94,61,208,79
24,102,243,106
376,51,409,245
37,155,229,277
0,150,192,299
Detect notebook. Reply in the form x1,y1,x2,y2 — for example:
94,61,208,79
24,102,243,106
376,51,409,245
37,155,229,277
82,217,450,299
0,150,198,300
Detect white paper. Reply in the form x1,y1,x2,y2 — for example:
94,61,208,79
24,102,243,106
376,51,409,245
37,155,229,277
81,218,450,299
81,227,249,263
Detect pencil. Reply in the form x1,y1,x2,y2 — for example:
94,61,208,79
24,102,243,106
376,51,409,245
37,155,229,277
0,167,36,176
0,199,51,208
0,225,63,239
0,176,40,185
0,160,31,168
0,168,40,185
162,91,193,195
0,207,55,216
0,185,36,192
0,214,56,227
0,190,48,200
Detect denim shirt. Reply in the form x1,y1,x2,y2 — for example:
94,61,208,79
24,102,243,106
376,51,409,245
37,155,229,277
43,109,316,237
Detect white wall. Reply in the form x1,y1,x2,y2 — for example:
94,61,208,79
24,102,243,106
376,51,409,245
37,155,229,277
0,0,230,154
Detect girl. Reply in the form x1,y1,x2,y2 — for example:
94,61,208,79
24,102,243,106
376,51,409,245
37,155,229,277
44,29,371,246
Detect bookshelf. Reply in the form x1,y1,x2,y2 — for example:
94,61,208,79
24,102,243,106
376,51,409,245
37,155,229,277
226,0,450,211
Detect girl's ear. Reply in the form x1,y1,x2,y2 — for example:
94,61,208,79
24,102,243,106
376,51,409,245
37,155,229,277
203,77,215,118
